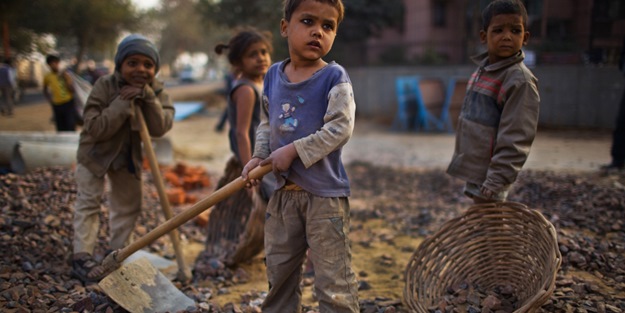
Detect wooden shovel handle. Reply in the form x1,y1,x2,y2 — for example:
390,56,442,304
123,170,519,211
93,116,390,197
115,162,273,262
135,106,191,281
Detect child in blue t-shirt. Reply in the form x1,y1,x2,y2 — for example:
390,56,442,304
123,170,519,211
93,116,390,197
241,0,359,312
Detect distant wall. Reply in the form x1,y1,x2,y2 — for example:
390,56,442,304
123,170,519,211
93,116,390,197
348,65,625,129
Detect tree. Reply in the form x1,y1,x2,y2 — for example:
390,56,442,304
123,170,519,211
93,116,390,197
158,0,219,69
197,0,286,58
2,0,136,68
196,0,404,63
197,0,282,31
0,0,49,58
51,0,137,69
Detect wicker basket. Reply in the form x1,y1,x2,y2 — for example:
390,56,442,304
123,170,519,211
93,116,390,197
404,202,561,313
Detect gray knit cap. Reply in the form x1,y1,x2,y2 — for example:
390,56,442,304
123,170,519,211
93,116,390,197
114,34,160,73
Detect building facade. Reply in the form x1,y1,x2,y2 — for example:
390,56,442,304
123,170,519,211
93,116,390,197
364,0,625,65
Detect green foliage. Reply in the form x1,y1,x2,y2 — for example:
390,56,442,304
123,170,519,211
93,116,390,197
196,0,404,62
158,0,224,66
197,0,283,31
1,0,136,63
197,0,287,60
0,0,38,57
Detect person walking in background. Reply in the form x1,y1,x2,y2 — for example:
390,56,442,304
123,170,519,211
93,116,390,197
71,34,174,283
43,54,78,131
0,57,18,117
446,0,540,203
241,0,359,311
196,27,276,267
602,36,625,171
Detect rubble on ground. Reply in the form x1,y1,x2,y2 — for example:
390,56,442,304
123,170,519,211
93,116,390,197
1,163,624,312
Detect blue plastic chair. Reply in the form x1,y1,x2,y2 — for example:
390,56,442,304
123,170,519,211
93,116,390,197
392,76,455,132
392,76,426,131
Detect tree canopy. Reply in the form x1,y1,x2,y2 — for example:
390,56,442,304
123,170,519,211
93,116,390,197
1,0,136,67
1,0,405,69
158,0,222,67
197,0,404,62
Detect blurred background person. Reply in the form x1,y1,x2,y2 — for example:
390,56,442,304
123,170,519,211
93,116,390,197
602,36,625,171
0,57,18,117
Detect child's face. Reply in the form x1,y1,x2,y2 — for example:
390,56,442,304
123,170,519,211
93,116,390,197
480,13,529,64
280,0,339,63
120,54,156,88
48,60,60,72
238,41,272,81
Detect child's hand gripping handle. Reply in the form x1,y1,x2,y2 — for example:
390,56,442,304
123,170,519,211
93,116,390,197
100,163,273,276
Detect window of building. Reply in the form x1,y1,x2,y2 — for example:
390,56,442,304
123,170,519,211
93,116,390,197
432,1,447,28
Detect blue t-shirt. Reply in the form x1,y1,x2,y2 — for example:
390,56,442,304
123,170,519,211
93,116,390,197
263,60,353,197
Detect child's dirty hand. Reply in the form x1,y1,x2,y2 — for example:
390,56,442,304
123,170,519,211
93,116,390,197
267,143,297,173
120,85,143,100
480,186,495,199
242,158,263,188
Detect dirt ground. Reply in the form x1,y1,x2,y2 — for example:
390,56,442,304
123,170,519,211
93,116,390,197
1,86,623,312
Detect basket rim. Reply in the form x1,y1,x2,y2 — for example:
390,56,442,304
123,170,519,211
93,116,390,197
403,201,563,313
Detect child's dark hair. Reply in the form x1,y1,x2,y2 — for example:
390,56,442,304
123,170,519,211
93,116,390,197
46,54,61,65
482,0,528,31
215,27,273,66
283,0,345,24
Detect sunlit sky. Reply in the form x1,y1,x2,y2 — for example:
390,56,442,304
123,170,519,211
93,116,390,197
132,0,159,10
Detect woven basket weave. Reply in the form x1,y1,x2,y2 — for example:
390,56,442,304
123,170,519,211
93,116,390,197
404,202,561,313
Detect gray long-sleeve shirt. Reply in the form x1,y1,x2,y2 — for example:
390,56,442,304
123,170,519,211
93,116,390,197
253,60,356,197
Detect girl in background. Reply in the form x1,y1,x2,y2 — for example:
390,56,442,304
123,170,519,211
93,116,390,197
195,27,275,271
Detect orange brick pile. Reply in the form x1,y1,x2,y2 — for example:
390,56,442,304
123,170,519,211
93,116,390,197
159,162,211,205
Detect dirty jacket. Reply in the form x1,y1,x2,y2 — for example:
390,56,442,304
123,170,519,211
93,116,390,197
447,51,540,193
77,73,174,178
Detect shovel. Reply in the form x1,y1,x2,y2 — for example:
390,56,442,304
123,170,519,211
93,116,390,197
99,162,272,313
134,106,191,282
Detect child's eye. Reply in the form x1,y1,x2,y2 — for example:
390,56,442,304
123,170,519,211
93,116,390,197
323,23,335,31
143,62,154,69
301,18,312,25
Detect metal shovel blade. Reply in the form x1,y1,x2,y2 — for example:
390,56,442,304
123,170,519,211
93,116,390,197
99,257,195,313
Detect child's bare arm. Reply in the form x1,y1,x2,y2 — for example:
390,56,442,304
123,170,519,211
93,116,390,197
42,85,52,104
63,72,75,93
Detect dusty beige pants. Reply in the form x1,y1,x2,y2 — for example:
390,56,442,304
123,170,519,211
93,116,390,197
73,163,142,254
262,189,359,313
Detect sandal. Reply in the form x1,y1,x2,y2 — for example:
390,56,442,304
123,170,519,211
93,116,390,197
71,252,106,283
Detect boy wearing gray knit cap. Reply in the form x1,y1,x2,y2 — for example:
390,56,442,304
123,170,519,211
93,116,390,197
71,34,175,283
